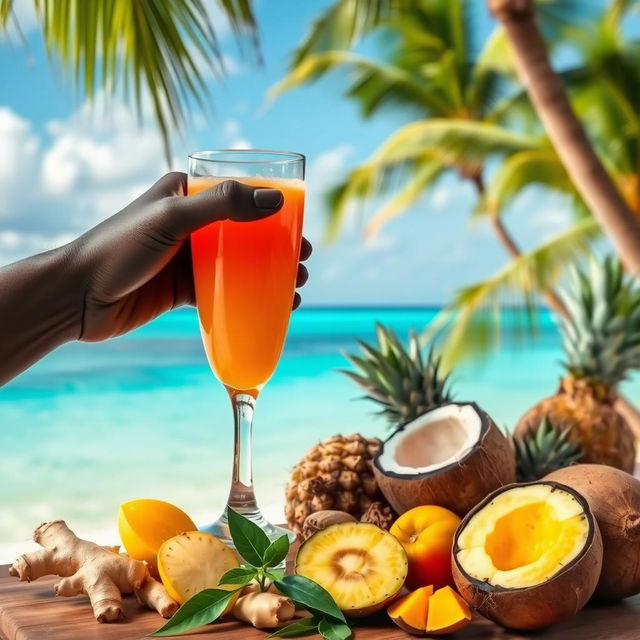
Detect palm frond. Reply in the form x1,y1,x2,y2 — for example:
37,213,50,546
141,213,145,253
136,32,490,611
475,148,575,218
269,51,437,116
362,118,538,168
290,0,400,66
324,119,535,241
364,162,443,239
1,0,258,165
425,218,601,368
0,0,12,25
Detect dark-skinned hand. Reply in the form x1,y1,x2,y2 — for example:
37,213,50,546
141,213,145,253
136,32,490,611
72,172,311,341
0,172,311,384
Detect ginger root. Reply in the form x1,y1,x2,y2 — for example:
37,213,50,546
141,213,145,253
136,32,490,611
9,521,178,623
232,590,295,629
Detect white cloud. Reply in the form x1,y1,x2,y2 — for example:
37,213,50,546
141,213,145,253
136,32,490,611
308,145,354,189
0,108,40,222
0,98,172,266
429,185,454,209
221,119,252,150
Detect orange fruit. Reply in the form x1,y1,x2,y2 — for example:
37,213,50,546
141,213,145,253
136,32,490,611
390,505,460,590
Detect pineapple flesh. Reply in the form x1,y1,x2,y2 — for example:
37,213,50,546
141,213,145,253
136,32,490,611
515,257,640,472
295,522,408,615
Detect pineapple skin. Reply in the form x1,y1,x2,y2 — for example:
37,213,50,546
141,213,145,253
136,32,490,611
285,434,391,536
515,377,636,473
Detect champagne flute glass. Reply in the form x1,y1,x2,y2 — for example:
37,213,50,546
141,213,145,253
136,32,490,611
188,150,305,545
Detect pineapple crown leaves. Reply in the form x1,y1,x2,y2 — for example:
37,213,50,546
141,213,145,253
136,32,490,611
511,417,584,482
340,323,454,428
558,255,640,388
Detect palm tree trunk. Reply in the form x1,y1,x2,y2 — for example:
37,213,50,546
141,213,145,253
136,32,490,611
488,0,640,277
469,172,568,315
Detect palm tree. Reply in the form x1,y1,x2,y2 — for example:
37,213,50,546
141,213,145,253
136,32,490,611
442,0,640,361
272,0,542,271
275,0,640,435
272,0,589,327
488,0,640,275
0,0,259,164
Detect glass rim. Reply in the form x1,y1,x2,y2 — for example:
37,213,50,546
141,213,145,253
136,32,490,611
188,149,305,165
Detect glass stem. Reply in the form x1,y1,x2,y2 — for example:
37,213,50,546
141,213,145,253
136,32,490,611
226,387,259,515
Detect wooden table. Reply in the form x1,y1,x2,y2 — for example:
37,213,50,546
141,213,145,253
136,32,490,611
1,564,640,640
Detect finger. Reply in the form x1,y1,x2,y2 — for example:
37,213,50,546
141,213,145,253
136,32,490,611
163,180,283,238
149,172,188,198
300,237,312,261
293,292,302,310
296,263,309,288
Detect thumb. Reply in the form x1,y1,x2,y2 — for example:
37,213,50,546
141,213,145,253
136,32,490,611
165,179,283,237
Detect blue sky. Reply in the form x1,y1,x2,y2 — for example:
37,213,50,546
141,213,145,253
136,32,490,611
0,0,590,305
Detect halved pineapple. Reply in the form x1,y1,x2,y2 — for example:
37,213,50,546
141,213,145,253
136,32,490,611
295,522,408,617
157,531,239,607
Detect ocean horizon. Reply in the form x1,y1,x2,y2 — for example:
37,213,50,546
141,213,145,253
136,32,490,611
2,306,639,562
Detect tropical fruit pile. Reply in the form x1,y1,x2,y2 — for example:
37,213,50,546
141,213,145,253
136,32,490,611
283,268,640,633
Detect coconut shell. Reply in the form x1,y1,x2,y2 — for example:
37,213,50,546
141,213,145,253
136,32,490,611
545,464,640,601
452,481,603,630
515,378,636,473
374,403,515,517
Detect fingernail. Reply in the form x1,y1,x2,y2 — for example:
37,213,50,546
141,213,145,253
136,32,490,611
254,188,283,209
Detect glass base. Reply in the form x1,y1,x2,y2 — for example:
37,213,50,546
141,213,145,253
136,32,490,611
200,507,296,551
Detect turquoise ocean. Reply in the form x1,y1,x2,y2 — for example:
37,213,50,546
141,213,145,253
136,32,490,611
2,307,639,558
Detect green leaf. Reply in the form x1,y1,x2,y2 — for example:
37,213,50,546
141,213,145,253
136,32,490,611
149,588,239,637
227,507,271,566
275,575,346,624
265,568,285,582
262,534,291,568
266,616,320,638
319,618,352,640
218,566,258,586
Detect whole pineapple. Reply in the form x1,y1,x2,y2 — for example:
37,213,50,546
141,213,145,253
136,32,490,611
285,325,453,534
285,434,385,535
512,417,583,482
341,323,454,427
515,257,640,472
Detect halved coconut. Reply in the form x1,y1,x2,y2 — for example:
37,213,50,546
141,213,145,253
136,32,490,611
373,403,515,516
452,482,603,630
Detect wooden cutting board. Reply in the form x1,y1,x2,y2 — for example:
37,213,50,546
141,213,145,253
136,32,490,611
1,563,640,640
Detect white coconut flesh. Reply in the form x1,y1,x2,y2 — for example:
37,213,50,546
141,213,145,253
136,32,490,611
378,404,482,475
455,484,590,589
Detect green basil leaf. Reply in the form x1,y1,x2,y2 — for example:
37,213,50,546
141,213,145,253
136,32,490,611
226,507,271,566
219,566,258,586
266,616,319,638
275,575,346,623
265,568,285,583
262,534,290,567
149,588,239,636
318,618,352,640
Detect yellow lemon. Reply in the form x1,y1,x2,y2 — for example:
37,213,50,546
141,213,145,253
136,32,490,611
118,498,196,573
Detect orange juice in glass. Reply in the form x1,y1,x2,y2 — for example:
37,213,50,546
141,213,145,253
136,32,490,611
188,150,304,544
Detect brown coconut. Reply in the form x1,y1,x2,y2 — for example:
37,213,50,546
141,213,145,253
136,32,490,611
452,481,603,630
545,463,640,600
373,402,515,517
